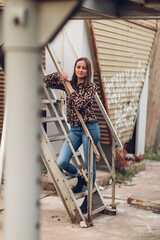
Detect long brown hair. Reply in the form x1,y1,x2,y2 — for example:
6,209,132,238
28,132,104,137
71,57,92,87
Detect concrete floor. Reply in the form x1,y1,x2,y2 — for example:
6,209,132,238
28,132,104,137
0,160,160,240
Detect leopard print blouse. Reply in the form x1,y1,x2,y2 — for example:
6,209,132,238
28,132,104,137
44,72,97,126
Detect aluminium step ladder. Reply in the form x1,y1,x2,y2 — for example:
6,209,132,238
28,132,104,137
40,75,112,226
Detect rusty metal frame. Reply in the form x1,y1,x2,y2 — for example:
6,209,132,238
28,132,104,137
87,141,94,226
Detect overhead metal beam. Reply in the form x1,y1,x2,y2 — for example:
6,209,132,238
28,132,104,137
74,0,160,19
117,0,160,19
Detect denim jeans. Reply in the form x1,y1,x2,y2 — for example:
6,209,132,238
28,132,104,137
57,122,100,187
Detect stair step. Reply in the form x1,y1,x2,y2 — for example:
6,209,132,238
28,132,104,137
41,116,65,123
48,134,65,142
40,75,110,224
75,188,97,200
56,152,81,160
41,99,57,104
75,191,87,199
84,205,106,217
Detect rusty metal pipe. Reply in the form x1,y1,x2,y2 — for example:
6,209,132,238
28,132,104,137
128,197,160,211
87,141,93,226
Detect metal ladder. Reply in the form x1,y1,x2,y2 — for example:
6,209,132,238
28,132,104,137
40,42,123,226
40,68,111,227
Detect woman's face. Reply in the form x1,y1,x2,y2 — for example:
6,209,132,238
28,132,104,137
75,60,87,80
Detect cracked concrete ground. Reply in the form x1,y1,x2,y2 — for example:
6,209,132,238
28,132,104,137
0,160,160,240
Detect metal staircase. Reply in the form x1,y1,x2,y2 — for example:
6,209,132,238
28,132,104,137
39,43,123,226
40,74,111,227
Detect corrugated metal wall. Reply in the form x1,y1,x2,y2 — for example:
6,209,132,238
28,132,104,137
0,49,46,136
91,20,157,145
0,66,5,135
93,73,111,145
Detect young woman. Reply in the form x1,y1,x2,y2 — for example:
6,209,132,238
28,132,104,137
44,57,100,213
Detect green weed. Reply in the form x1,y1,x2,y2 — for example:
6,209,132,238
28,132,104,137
41,162,47,174
144,145,160,161
115,168,135,181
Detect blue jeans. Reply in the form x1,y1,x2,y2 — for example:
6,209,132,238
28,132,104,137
57,122,100,187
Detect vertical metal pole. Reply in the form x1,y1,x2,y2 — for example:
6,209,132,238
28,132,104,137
0,105,7,194
3,1,41,240
111,139,116,209
87,140,93,226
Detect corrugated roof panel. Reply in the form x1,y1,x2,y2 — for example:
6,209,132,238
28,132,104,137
92,19,156,144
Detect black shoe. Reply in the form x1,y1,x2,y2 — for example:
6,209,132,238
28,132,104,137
72,175,87,193
80,196,87,214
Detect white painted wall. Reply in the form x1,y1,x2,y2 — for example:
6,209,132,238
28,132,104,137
45,20,92,158
46,20,93,78
135,64,149,155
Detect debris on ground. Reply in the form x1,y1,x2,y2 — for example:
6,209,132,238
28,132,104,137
115,148,144,169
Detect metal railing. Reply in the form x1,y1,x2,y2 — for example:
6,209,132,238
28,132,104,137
61,26,123,210
42,44,101,224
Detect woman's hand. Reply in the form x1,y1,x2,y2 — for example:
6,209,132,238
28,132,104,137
61,72,69,81
61,72,75,94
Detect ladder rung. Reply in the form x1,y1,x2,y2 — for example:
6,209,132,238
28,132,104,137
75,188,97,200
75,191,87,199
41,99,57,104
41,116,65,123
49,134,65,142
84,205,106,217
56,152,81,159
72,151,81,157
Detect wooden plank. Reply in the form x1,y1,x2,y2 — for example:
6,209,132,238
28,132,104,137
97,47,151,60
128,20,157,29
95,35,152,52
96,42,150,56
105,90,142,97
100,65,147,72
100,60,147,69
93,22,155,45
98,53,148,65
93,20,156,37
113,20,156,35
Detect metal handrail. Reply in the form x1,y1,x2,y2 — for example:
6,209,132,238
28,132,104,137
61,26,122,213
41,66,88,183
94,93,123,150
45,44,100,223
62,26,123,149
